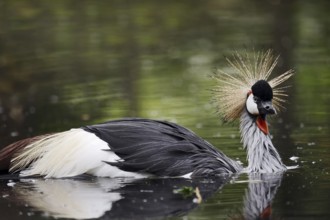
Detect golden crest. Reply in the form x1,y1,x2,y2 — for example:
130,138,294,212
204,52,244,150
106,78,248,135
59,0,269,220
212,50,294,121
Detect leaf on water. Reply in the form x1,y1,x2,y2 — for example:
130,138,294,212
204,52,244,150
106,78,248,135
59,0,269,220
173,186,195,198
173,186,203,203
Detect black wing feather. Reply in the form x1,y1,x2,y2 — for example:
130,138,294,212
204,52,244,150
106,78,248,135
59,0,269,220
83,118,241,176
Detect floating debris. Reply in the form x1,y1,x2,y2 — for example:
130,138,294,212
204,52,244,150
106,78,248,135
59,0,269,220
193,187,202,204
174,186,203,203
10,131,19,137
173,186,195,197
7,182,16,187
287,165,299,170
289,156,299,161
140,190,154,193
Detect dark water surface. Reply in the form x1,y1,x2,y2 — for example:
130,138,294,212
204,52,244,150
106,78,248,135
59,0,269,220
0,1,329,219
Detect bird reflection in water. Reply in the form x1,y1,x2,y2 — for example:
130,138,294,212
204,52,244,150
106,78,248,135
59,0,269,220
229,173,284,220
2,173,284,219
4,176,230,219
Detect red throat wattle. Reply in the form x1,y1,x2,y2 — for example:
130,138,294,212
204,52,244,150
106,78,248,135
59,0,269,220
260,205,272,219
256,116,269,135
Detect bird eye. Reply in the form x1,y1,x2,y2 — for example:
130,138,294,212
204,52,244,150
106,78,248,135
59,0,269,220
253,97,259,103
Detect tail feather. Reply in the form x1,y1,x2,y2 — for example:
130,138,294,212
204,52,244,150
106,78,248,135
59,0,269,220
0,134,51,172
9,129,115,178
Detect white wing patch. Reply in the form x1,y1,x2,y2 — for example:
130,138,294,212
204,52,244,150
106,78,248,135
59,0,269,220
10,129,147,178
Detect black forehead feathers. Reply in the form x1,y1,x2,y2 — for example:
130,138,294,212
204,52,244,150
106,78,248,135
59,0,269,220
251,80,273,101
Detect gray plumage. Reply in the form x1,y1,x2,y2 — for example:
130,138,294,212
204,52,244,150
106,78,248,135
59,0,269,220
83,118,243,177
240,110,286,173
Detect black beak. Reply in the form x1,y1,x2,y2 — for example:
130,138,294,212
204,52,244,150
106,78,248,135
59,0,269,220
258,101,276,115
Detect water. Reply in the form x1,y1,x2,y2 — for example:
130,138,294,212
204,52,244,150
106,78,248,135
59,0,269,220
0,0,329,219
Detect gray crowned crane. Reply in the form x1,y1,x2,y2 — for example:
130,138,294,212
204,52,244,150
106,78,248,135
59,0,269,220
0,50,293,178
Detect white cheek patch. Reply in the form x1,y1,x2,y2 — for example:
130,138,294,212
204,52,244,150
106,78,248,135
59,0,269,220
246,94,259,115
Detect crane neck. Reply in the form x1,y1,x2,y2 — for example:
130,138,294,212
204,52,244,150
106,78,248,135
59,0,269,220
239,110,286,173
